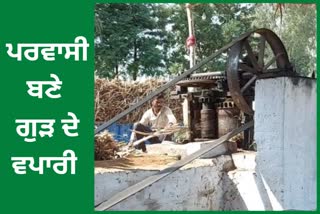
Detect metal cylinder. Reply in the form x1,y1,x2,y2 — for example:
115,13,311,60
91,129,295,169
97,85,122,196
192,99,201,139
217,102,240,137
200,102,216,139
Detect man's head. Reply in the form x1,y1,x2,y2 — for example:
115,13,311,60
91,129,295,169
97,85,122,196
151,94,165,112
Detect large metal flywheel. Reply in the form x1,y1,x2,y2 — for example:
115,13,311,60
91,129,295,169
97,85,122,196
226,28,292,115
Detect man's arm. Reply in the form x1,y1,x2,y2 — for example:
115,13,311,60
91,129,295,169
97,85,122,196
139,110,151,126
129,110,150,143
165,107,177,126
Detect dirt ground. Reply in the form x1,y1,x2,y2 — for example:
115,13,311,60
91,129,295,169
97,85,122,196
95,154,180,170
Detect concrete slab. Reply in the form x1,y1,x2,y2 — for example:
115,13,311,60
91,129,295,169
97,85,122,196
146,142,188,158
147,141,237,159
186,141,236,158
95,155,235,210
254,77,316,210
231,150,256,170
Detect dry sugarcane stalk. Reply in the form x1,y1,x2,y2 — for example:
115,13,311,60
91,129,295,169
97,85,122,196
95,130,120,160
129,124,187,148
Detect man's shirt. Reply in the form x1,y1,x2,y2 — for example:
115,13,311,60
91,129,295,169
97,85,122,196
139,106,177,129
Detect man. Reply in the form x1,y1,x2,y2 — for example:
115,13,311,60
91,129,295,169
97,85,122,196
129,94,177,152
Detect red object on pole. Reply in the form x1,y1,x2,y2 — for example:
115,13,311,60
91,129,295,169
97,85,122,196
186,35,196,47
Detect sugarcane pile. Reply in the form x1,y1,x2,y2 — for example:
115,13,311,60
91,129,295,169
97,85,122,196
94,131,120,160
94,78,182,124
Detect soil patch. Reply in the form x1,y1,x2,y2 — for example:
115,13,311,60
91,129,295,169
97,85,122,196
95,154,179,170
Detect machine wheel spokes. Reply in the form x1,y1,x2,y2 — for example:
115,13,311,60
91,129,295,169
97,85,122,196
226,28,292,115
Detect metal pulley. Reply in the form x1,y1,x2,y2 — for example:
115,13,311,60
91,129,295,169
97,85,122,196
226,28,293,115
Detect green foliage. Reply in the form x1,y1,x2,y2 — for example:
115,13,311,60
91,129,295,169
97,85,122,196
94,4,256,79
95,4,311,79
252,4,316,76
156,4,255,74
94,3,167,80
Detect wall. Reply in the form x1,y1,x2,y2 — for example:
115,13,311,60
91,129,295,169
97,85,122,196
95,155,235,210
254,77,316,210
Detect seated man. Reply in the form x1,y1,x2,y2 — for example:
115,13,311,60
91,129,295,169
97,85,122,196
129,94,177,152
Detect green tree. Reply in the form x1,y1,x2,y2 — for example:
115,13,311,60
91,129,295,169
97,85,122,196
252,4,316,76
95,4,131,78
164,4,254,74
95,4,167,80
95,4,256,79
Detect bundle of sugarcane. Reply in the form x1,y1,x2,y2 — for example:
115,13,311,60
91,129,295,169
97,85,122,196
94,78,182,124
94,131,119,160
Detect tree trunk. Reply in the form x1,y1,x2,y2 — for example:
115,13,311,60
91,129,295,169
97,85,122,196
132,39,138,81
115,63,119,79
